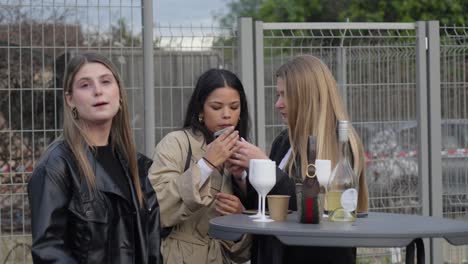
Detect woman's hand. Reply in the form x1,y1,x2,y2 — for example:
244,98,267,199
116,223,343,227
204,127,240,168
215,193,244,215
228,138,269,168
225,161,245,180
226,161,247,193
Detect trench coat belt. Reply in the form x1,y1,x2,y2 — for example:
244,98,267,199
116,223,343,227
168,230,210,246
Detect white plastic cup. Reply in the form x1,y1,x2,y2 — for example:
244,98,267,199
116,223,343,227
315,159,331,188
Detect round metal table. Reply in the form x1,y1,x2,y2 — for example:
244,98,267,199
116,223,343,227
209,212,468,263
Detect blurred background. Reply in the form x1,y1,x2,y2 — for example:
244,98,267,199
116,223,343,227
0,0,467,263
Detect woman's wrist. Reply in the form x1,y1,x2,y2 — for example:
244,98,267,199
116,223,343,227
202,157,217,169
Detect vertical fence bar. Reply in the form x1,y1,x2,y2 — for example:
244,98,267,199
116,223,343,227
336,47,347,108
238,17,256,142
142,0,155,156
416,20,431,262
426,20,443,264
416,22,429,213
254,21,266,150
426,20,443,217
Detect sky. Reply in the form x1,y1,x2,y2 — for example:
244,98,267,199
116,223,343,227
155,0,230,26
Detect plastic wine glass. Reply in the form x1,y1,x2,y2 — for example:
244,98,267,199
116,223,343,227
252,160,276,222
248,159,262,219
316,159,332,191
316,159,331,216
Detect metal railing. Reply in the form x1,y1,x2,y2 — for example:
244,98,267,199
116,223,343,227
0,1,467,263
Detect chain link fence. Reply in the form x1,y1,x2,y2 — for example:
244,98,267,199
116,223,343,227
0,1,467,263
440,24,468,264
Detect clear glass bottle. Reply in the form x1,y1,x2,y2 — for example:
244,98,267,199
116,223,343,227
327,120,358,222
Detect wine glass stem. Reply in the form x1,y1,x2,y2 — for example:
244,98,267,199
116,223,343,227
262,196,266,219
258,195,262,215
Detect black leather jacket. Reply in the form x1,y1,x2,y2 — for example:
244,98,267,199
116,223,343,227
28,140,161,264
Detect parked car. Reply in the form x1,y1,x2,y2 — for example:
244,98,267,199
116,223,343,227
354,120,468,217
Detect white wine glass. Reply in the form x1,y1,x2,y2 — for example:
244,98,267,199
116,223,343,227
316,159,331,191
252,160,276,222
248,159,262,219
316,159,331,216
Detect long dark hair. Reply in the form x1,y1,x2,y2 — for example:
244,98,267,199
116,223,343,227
183,68,250,143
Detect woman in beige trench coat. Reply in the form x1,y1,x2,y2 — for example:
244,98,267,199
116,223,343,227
149,69,251,264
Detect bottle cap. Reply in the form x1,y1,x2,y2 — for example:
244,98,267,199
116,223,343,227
338,120,349,130
338,120,349,142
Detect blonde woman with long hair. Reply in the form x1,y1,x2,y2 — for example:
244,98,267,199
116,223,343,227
230,55,368,263
28,53,161,264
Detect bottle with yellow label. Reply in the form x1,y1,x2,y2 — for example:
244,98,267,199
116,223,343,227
327,120,358,222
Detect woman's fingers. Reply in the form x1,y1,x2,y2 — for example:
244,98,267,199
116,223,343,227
215,201,233,215
228,155,248,168
205,130,239,166
215,193,243,215
225,131,240,148
229,140,269,169
215,126,235,140
233,140,269,161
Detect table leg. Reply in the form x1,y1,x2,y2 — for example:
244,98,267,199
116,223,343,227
252,235,284,264
405,238,425,264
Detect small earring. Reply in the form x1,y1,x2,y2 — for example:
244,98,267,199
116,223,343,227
72,107,79,120
198,115,204,123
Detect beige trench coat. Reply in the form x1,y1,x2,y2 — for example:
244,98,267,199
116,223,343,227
149,130,251,264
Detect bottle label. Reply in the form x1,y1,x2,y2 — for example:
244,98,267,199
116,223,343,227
340,188,357,212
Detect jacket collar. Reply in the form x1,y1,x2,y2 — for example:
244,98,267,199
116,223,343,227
186,129,207,153
270,129,291,164
85,147,135,206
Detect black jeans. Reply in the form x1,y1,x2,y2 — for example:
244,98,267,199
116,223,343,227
252,235,356,264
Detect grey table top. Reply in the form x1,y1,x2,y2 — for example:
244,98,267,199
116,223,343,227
209,212,468,247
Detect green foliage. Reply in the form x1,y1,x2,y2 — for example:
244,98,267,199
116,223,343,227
219,0,468,25
110,18,142,47
217,0,264,27
341,0,468,25
258,0,349,22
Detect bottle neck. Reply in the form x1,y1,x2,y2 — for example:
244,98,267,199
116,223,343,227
338,137,349,162
338,127,349,161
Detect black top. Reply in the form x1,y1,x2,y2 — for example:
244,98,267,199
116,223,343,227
95,145,132,202
237,130,297,211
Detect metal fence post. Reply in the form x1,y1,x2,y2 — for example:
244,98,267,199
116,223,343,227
426,20,443,264
238,17,256,142
416,21,429,216
142,0,155,156
254,21,266,151
416,20,431,262
336,47,347,108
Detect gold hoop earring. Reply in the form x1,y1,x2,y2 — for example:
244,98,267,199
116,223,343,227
72,107,79,120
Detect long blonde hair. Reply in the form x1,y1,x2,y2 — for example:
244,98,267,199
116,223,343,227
276,55,367,210
62,53,143,206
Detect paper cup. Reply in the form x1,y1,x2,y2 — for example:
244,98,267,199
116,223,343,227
267,195,290,221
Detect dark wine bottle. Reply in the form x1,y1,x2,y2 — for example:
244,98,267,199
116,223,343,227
298,135,321,223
